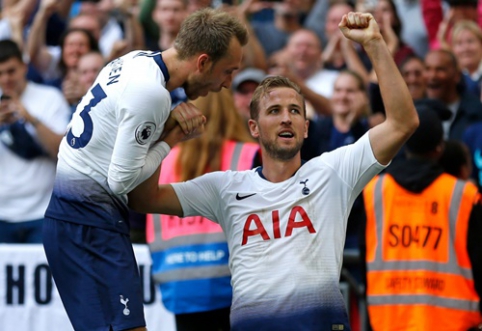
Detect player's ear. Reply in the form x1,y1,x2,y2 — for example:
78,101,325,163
197,54,210,73
248,119,259,138
304,119,309,139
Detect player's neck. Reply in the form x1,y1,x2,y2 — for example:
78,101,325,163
261,154,302,183
161,48,196,92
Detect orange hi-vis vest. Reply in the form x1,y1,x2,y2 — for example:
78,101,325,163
363,173,482,331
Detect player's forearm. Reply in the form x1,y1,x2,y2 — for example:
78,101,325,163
131,185,183,216
342,41,369,85
364,38,418,137
128,167,184,217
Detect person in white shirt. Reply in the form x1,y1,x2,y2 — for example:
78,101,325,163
128,12,419,331
42,8,248,331
0,39,70,243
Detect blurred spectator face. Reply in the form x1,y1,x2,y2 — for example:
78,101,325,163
401,57,426,100
69,15,102,41
62,31,93,69
325,3,352,36
78,52,105,92
331,71,367,118
374,0,398,33
374,0,393,22
286,30,322,76
452,26,482,74
424,51,460,101
153,0,187,34
0,57,26,96
233,80,258,121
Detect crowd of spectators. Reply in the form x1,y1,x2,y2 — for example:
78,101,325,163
1,0,482,330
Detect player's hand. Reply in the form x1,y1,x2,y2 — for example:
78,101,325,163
339,12,382,47
160,102,206,146
162,117,206,148
169,102,205,135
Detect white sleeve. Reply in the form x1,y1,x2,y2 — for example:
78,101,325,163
171,172,225,223
107,79,171,195
108,141,170,195
318,132,387,196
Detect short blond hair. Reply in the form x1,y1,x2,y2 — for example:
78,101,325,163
452,19,482,44
174,8,248,64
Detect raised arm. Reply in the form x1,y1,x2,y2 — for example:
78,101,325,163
339,12,419,165
115,0,145,50
26,0,56,73
2,0,37,50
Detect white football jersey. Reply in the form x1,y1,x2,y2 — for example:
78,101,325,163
172,133,386,330
46,51,171,234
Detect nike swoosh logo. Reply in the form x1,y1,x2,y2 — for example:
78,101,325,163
236,193,257,200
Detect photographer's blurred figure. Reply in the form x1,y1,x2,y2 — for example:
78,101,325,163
0,39,70,243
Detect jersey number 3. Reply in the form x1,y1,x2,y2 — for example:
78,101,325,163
66,83,107,149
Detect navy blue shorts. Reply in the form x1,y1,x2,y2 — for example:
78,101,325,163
43,217,146,331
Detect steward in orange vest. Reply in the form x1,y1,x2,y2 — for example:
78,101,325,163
363,105,482,331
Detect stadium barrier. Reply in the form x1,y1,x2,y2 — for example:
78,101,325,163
0,244,367,331
0,244,175,331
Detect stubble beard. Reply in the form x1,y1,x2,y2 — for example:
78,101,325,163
261,136,303,161
183,76,210,100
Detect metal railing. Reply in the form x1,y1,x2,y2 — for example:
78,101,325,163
341,248,369,331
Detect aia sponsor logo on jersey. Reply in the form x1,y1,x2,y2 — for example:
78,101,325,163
242,206,315,245
135,122,156,145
